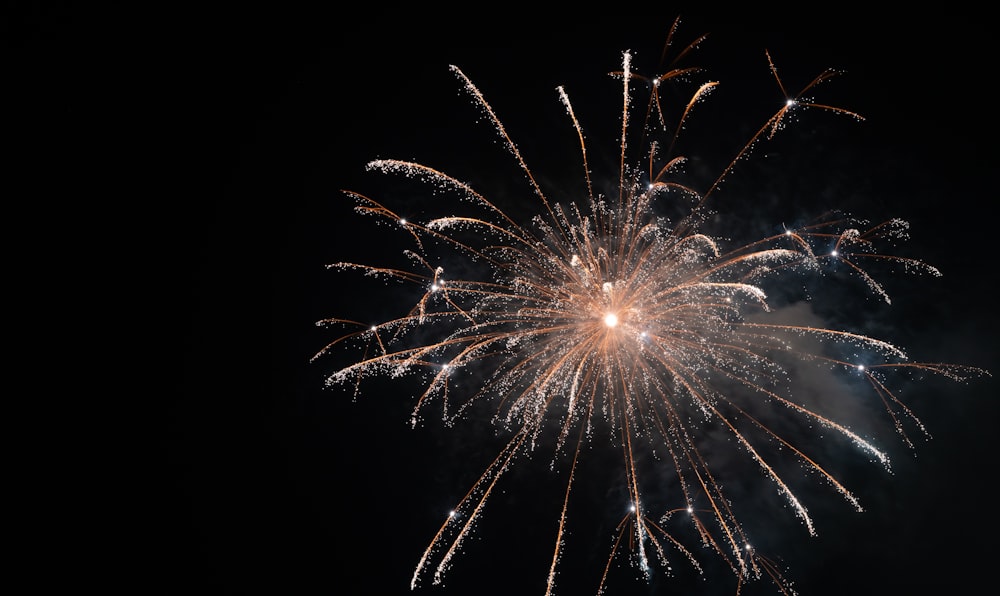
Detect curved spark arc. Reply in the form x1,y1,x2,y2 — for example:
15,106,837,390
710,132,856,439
317,21,989,596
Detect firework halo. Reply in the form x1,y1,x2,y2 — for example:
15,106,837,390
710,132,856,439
315,17,989,596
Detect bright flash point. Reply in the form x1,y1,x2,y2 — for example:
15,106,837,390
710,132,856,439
604,313,619,328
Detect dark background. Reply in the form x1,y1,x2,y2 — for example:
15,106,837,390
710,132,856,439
16,6,995,595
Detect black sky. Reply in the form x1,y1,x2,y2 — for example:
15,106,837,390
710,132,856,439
28,6,993,595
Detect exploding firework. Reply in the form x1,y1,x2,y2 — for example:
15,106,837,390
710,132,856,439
315,19,988,595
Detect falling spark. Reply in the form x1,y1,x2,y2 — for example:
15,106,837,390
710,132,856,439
314,18,988,595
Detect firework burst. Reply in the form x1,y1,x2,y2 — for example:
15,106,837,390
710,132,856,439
315,19,988,595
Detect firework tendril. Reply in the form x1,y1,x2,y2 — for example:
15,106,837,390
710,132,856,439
315,19,989,595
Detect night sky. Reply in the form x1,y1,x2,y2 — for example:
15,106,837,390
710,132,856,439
32,6,993,595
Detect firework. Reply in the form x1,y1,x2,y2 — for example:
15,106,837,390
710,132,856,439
315,19,988,595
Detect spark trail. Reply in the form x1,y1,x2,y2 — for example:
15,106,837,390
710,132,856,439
315,19,988,595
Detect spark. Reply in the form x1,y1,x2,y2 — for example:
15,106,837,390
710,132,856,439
314,17,988,596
